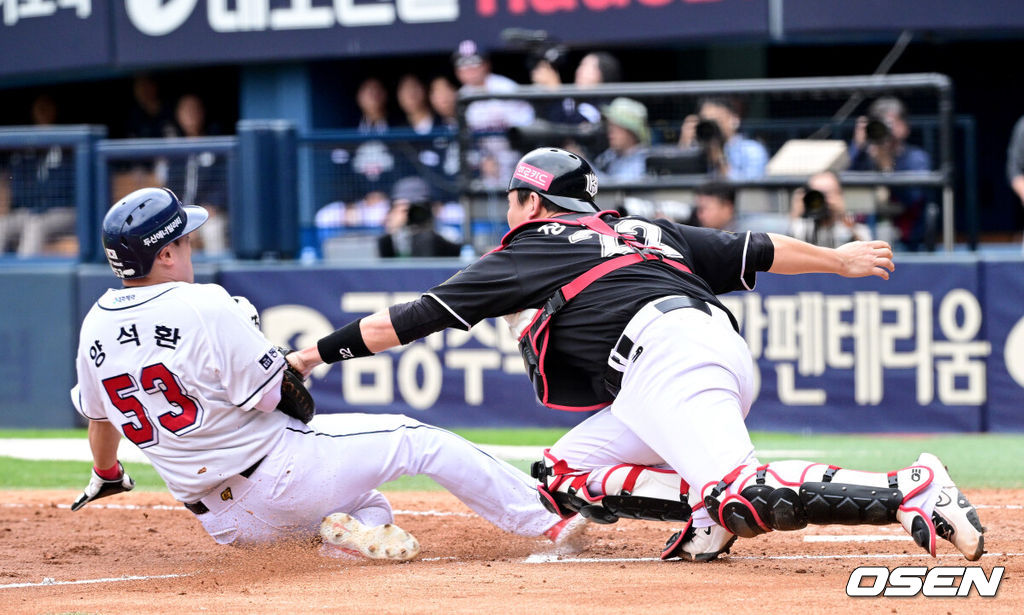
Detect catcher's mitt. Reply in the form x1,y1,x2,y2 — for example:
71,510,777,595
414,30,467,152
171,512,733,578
277,347,315,423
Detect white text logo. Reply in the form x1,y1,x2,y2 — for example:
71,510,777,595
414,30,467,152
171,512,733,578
126,0,458,37
846,566,1003,597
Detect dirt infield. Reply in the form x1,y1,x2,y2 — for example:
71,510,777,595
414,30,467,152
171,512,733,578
2,489,1021,614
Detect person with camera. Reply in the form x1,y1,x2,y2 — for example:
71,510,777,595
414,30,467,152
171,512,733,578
789,171,872,248
849,96,932,249
677,97,767,180
593,97,651,181
377,176,463,259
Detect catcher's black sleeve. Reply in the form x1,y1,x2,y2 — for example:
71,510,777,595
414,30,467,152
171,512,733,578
389,296,462,345
747,231,775,272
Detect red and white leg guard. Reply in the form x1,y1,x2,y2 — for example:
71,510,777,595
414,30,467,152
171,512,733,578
700,460,938,553
531,449,692,524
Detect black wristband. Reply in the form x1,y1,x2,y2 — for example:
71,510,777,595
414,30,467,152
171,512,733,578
317,318,374,364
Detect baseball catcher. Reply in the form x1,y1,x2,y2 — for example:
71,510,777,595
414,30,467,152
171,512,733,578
287,147,984,562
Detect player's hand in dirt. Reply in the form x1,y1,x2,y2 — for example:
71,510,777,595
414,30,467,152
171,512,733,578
836,240,895,280
71,462,135,511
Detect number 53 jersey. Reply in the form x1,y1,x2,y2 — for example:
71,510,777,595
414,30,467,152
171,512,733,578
71,281,288,503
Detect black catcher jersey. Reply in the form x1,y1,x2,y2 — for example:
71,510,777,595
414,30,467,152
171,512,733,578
424,211,774,408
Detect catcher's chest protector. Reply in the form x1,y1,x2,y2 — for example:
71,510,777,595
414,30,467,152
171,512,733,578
513,215,693,411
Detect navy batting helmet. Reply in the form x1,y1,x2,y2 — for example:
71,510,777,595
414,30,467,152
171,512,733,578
507,147,599,213
101,188,208,279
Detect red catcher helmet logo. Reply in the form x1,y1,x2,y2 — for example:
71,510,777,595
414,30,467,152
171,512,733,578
513,162,554,190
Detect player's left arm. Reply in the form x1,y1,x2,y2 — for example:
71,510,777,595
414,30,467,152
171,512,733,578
288,305,425,375
289,256,508,375
766,233,894,280
71,420,135,511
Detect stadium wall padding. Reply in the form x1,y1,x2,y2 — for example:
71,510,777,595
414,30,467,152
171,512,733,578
1,256,1022,431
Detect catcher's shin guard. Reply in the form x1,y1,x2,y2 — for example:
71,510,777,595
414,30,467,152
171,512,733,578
531,450,692,525
701,460,935,539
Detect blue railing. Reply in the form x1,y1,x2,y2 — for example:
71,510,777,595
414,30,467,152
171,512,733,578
0,106,985,263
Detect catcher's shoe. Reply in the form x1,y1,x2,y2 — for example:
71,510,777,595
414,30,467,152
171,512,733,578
661,520,737,562
897,452,985,561
544,513,589,551
320,513,421,561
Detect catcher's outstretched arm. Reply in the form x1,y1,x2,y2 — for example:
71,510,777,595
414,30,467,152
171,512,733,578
767,233,894,280
289,308,400,375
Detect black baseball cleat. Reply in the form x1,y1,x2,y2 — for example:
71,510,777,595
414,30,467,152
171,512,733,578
661,520,737,562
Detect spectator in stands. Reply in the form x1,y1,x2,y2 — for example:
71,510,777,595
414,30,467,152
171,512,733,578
124,74,178,139
1006,113,1024,251
396,74,439,135
593,98,650,181
377,176,461,258
453,39,534,184
453,39,534,131
0,93,77,256
694,182,738,232
849,96,932,250
168,93,228,255
678,97,768,180
789,170,872,248
574,51,622,88
317,190,390,230
355,77,390,135
570,51,622,126
528,44,593,125
429,75,460,130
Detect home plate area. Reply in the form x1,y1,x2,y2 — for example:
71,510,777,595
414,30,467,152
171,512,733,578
1,490,1021,614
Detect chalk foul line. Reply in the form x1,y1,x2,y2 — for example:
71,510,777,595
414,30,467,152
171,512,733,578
1,573,188,590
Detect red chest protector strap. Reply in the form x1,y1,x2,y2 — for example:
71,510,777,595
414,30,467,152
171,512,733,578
517,215,693,411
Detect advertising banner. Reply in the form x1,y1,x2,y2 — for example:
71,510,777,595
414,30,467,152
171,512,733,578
219,259,1020,432
980,260,1024,432
111,0,768,67
783,0,1024,35
0,0,111,77
218,264,594,428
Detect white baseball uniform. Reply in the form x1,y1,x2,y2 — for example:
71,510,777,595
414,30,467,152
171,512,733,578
72,281,561,544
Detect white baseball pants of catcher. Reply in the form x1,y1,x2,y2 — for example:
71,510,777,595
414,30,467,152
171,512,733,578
549,297,758,528
192,414,561,544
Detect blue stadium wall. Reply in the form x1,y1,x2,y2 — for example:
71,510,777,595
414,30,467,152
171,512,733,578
2,256,1022,432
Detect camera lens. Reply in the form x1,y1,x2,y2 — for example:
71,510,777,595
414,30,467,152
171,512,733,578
865,118,890,143
802,189,828,219
695,119,722,143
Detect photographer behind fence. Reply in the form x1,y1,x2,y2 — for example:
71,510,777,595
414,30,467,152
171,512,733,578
849,96,932,250
789,171,872,248
678,97,767,180
377,176,462,259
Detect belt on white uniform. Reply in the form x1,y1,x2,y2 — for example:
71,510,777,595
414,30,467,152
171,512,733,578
603,295,712,396
182,456,265,516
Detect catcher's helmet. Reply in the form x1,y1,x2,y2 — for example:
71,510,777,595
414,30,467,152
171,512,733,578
507,147,599,213
101,187,208,279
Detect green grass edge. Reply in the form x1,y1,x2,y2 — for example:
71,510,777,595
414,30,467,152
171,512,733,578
2,430,1021,491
